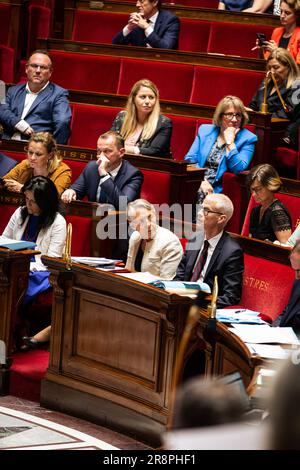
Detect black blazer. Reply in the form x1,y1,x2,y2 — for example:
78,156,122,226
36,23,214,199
276,279,300,334
111,111,172,158
112,10,180,50
71,159,143,208
175,231,244,308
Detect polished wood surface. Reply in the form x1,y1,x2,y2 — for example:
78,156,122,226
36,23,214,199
40,257,261,444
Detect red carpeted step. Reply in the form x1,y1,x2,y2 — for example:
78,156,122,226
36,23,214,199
9,350,49,402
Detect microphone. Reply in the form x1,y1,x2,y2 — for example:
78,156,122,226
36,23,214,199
260,70,271,114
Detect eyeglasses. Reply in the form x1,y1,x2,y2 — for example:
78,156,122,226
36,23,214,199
223,113,242,121
202,207,224,216
250,185,263,194
27,63,51,71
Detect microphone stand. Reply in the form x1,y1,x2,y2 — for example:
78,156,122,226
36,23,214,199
62,223,72,270
260,71,271,114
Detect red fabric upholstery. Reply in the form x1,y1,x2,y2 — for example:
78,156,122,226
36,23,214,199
0,45,14,83
207,22,273,59
50,51,121,94
118,58,194,102
241,193,300,236
69,104,122,147
72,10,128,43
9,350,49,402
190,66,264,106
179,19,211,52
65,214,93,256
177,0,218,5
274,146,300,179
27,5,51,54
167,115,198,160
223,172,249,234
0,4,11,45
141,170,171,204
64,159,86,183
0,204,17,233
241,253,294,321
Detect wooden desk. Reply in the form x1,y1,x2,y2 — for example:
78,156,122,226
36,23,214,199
0,246,37,394
40,257,260,445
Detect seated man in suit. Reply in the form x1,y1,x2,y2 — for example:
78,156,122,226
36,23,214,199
0,50,71,144
273,241,300,334
175,193,244,307
61,131,144,209
112,0,180,50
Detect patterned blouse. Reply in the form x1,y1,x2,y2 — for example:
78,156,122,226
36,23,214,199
205,140,226,186
249,199,292,242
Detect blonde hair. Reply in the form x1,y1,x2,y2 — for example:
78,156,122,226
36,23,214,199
26,132,61,173
121,79,161,141
127,198,157,222
213,95,249,128
267,48,300,88
247,163,282,192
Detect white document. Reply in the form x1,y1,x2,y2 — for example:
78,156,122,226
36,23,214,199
71,257,121,266
116,271,159,284
229,324,300,345
216,308,265,324
246,343,293,359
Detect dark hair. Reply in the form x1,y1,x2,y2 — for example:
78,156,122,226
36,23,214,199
20,176,60,231
246,163,282,193
172,376,247,430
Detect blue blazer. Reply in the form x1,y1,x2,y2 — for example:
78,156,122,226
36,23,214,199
175,231,244,308
0,82,72,144
112,10,180,49
184,124,257,193
0,153,17,177
71,159,144,208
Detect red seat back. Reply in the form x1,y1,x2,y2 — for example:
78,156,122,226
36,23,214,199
72,10,128,43
207,22,273,59
69,103,122,147
179,19,211,52
0,4,11,45
167,115,198,160
0,45,14,83
50,51,121,94
118,58,194,102
241,253,294,321
0,204,17,234
65,214,93,256
27,5,51,54
190,66,264,106
141,170,171,204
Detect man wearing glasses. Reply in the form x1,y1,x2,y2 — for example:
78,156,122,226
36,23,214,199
175,193,244,308
0,50,71,144
112,0,179,49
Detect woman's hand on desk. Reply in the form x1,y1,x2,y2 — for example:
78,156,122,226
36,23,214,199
3,179,23,193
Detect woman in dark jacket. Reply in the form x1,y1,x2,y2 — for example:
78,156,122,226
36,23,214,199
111,79,172,158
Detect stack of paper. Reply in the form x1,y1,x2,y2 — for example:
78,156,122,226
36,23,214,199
246,343,293,360
71,257,121,267
216,308,266,324
229,324,300,345
0,235,36,251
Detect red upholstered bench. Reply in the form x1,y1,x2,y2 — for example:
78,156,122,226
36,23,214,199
0,3,11,45
63,159,86,183
167,114,198,161
0,204,17,233
69,103,122,148
65,214,93,256
118,58,194,102
50,51,121,94
241,193,300,236
179,19,211,52
241,253,294,321
72,10,129,43
207,22,274,59
0,45,14,83
190,66,264,106
141,169,171,204
27,4,50,55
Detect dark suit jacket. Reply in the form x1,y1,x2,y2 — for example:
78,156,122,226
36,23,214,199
112,10,180,49
175,231,244,308
276,279,300,334
71,159,144,208
0,82,72,144
111,111,172,157
0,153,17,177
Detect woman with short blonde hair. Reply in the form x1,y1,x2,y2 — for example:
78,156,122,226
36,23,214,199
111,79,172,157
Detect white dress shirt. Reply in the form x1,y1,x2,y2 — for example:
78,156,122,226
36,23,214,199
96,161,122,202
123,11,159,48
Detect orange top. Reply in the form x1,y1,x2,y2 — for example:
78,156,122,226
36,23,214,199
264,27,300,64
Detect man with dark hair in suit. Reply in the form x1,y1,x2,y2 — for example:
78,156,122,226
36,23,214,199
0,50,71,144
175,193,244,307
273,241,300,334
112,0,180,50
61,131,144,209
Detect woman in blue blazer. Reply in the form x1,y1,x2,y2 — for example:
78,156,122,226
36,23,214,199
185,95,257,203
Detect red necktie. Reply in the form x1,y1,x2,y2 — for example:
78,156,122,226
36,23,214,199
190,240,210,282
